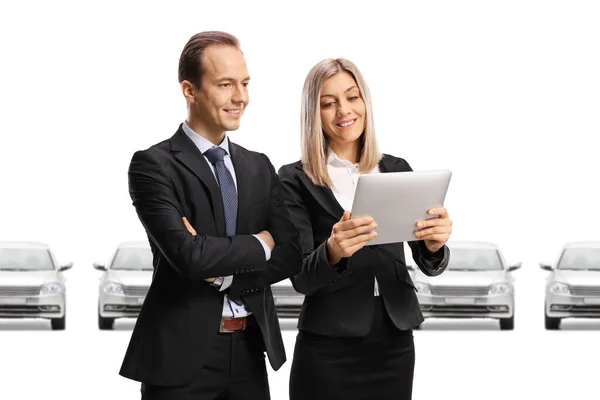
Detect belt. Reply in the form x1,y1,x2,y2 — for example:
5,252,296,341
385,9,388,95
220,316,249,333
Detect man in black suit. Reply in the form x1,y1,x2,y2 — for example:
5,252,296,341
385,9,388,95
119,31,302,400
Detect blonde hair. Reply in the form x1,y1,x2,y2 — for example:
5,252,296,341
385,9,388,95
300,58,382,187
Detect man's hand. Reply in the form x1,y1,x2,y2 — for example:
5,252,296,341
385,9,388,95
182,217,215,283
256,230,275,252
414,207,453,254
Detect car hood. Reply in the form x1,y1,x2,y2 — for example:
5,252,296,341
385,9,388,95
107,270,152,286
413,270,508,286
0,270,60,286
553,270,600,286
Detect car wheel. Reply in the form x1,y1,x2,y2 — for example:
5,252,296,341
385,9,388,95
545,314,560,330
499,316,514,330
99,313,115,330
51,316,66,330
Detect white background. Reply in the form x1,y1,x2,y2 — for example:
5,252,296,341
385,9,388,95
1,0,599,399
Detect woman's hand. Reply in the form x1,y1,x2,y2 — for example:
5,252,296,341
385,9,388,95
326,211,378,265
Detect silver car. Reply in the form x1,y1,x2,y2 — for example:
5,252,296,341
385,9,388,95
410,241,520,330
271,279,304,318
0,241,72,330
541,241,600,330
94,241,153,330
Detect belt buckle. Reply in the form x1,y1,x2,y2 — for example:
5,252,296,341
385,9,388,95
219,317,235,333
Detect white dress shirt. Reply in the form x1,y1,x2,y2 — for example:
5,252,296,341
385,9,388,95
327,151,382,296
182,121,271,317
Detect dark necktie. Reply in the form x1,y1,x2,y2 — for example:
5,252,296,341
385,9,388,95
203,146,238,237
204,146,243,308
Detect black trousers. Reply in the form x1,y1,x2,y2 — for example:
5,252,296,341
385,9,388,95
141,317,270,400
289,297,416,400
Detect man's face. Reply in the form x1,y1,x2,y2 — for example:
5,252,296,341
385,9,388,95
189,45,250,136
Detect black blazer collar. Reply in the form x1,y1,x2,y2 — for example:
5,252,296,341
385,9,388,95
170,125,253,236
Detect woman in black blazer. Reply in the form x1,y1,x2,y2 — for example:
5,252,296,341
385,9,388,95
278,58,453,400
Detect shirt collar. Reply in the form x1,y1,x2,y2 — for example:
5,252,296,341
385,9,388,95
327,149,358,168
182,120,230,156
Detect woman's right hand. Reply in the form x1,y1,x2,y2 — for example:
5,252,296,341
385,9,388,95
326,211,378,265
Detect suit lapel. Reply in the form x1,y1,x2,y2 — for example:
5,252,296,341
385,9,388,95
229,142,250,235
170,128,226,236
295,164,344,219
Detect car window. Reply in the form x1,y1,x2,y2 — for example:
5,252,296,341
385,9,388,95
557,248,600,270
447,248,503,271
110,248,153,270
0,248,55,271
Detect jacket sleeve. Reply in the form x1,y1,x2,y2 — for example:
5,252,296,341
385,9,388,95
128,150,266,281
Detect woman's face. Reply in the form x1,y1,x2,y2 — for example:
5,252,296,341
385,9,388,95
319,71,366,149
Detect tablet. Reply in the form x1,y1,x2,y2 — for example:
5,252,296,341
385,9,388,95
350,169,452,246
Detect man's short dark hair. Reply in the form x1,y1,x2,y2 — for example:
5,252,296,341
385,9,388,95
178,31,241,89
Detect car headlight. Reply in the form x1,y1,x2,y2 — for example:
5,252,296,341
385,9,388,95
488,282,510,295
549,282,570,295
40,282,62,295
415,282,431,295
103,282,124,294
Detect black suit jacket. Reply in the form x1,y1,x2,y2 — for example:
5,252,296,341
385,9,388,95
277,154,449,337
119,125,302,386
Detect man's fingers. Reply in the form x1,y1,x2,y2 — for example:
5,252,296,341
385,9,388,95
182,217,197,235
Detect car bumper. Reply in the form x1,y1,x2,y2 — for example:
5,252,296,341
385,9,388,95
0,294,65,318
545,293,600,318
99,293,145,318
417,293,514,319
273,295,303,318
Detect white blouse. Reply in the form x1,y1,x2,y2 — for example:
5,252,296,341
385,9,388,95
327,151,381,296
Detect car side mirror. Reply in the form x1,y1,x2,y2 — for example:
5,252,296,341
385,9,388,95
508,262,521,272
59,262,73,272
93,262,106,271
539,262,553,271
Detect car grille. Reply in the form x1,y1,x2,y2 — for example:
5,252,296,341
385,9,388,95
0,286,40,296
275,305,302,318
103,304,142,314
123,286,149,296
430,286,489,296
272,286,302,297
0,305,61,314
570,286,600,296
424,305,509,314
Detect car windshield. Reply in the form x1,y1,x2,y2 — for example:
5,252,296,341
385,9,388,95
557,248,600,270
447,248,503,271
110,247,153,270
0,248,55,271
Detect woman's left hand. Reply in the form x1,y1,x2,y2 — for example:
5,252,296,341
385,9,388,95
414,207,452,254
